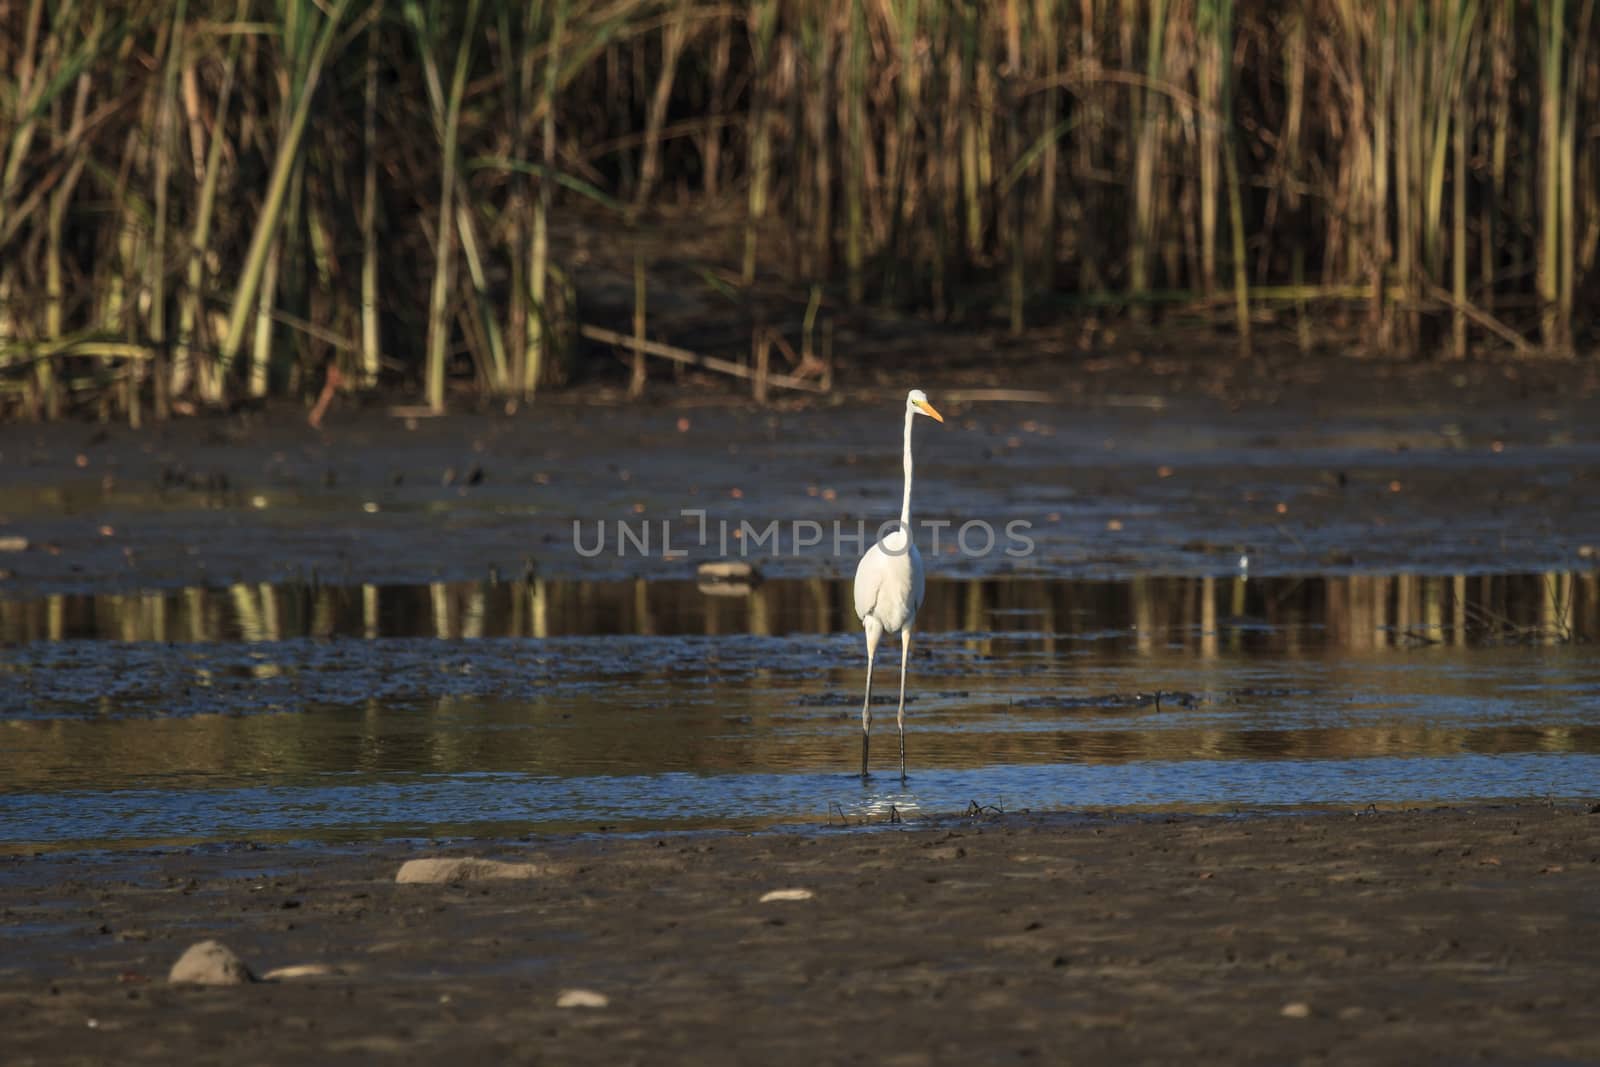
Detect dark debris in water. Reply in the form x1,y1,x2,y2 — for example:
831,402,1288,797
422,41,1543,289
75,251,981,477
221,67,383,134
795,690,971,707
798,692,922,707
1012,687,1314,711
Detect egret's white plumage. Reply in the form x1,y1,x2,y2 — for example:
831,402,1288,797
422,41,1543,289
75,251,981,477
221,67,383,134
853,388,943,779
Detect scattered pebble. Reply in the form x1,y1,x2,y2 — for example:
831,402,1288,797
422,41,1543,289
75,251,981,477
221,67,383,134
395,857,541,884
1280,1001,1312,1019
168,940,256,986
760,888,815,903
556,988,609,1009
0,536,28,552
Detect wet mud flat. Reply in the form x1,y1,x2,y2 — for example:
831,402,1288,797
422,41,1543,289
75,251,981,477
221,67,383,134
3,803,1599,1064
2,350,1600,594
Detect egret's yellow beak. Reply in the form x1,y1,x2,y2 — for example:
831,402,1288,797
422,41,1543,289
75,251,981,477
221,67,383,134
914,399,945,423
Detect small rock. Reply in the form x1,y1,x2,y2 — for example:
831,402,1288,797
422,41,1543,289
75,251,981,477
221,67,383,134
1280,1001,1312,1019
168,940,255,986
395,857,541,884
556,988,609,1009
760,888,815,903
0,536,29,552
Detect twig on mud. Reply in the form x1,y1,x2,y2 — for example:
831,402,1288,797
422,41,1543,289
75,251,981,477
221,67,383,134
828,801,850,827
965,799,1005,819
579,323,828,395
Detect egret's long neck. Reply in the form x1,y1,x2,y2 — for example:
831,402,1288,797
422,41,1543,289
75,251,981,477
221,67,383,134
900,404,915,529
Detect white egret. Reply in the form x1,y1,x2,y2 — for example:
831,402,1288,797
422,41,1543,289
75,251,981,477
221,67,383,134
853,388,944,779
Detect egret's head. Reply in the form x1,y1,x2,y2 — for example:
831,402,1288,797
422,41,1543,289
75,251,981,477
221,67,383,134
907,389,944,423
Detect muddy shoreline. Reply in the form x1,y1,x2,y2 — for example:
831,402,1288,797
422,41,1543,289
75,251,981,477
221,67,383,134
6,347,1600,1061
3,803,1598,1063
4,346,1600,597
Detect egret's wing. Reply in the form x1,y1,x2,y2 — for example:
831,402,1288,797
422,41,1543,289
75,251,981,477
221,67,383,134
853,546,883,621
908,544,926,617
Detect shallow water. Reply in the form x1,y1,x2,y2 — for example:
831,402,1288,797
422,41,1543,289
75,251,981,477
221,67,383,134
2,572,1597,851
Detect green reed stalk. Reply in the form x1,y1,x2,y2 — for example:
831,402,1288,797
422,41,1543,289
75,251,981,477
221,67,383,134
634,0,690,213
360,15,380,389
176,4,244,401
1372,7,1393,346
217,0,349,389
1536,0,1564,347
1195,0,1226,296
741,0,777,285
149,0,186,389
457,196,508,393
1452,59,1467,356
1558,0,1595,348
1076,0,1103,292
1001,0,1023,332
1484,0,1511,311
0,0,49,248
1129,0,1168,308
1033,0,1058,286
526,0,569,397
419,0,482,411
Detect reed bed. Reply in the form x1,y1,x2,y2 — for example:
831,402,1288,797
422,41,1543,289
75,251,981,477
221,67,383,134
0,0,1596,420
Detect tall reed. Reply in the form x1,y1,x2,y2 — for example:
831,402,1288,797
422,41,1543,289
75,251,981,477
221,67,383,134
2,1,1598,421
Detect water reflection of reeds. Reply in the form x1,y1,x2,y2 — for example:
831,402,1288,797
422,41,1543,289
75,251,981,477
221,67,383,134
1,572,1593,649
5,571,1599,845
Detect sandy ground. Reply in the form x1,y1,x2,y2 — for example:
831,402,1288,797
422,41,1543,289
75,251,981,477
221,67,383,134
2,803,1599,1064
